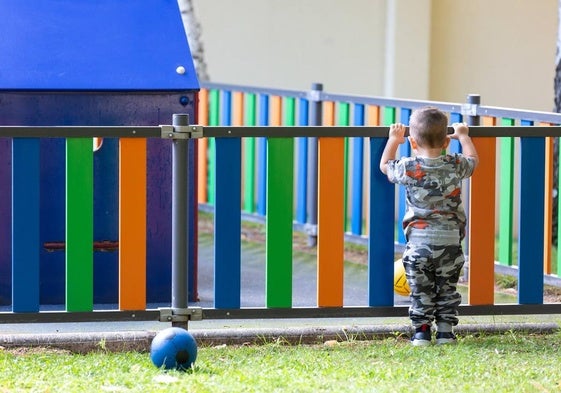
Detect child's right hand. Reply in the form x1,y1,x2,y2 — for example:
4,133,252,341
389,123,406,144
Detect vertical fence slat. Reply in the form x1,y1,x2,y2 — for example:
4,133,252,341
243,93,256,213
214,137,241,309
214,90,241,309
296,98,309,224
338,102,350,232
266,96,293,308
350,103,365,236
468,116,496,305
197,89,209,204
558,135,561,276
207,89,220,205
498,118,515,266
397,108,411,245
538,122,553,275
365,105,381,238
66,138,93,312
119,138,147,310
518,136,545,304
12,138,40,312
317,136,345,306
368,137,395,306
449,112,463,153
257,94,269,216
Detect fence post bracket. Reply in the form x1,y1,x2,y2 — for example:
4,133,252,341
158,307,203,323
160,123,204,139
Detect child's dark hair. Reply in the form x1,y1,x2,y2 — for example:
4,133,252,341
409,107,448,148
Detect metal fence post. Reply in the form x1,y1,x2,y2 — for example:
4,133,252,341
171,113,190,329
466,94,481,126
306,83,323,247
463,94,480,283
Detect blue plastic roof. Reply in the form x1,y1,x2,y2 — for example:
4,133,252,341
0,0,199,91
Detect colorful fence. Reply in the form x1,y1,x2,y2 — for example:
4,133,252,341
2,84,561,327
197,82,561,315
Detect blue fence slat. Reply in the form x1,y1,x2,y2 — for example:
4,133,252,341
12,138,40,312
257,94,269,216
518,121,544,304
214,137,241,309
296,98,309,224
449,112,462,153
396,108,412,245
350,103,365,235
221,90,232,126
368,137,395,306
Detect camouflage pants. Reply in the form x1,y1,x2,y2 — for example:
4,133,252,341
402,233,465,328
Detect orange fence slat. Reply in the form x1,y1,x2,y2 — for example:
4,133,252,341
323,101,335,126
468,116,496,305
119,138,147,310
271,96,282,126
317,137,345,307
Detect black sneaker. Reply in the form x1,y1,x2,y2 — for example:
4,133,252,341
411,324,432,346
435,331,457,345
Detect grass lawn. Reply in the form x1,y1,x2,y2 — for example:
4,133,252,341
2,331,561,392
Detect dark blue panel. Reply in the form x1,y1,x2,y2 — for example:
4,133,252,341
368,137,395,306
0,0,198,91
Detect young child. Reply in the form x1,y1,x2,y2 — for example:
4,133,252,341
379,107,479,346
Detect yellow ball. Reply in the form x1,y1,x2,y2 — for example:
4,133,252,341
394,259,411,296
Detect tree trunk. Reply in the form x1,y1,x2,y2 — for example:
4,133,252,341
177,0,209,81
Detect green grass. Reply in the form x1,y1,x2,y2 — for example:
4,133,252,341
2,332,561,392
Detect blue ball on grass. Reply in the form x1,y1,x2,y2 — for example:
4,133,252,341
150,327,198,371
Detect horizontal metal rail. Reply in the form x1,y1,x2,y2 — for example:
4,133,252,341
202,125,561,138
1,125,560,139
0,126,162,138
1,304,561,324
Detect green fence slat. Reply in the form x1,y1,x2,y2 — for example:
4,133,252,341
338,102,350,232
65,138,93,312
383,107,396,126
208,89,220,205
243,93,256,213
284,97,296,127
266,137,294,308
498,118,515,266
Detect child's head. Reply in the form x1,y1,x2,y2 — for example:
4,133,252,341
409,107,448,149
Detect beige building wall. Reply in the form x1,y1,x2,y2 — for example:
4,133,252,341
191,0,557,111
430,0,557,111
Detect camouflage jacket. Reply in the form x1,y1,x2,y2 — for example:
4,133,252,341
386,154,476,239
